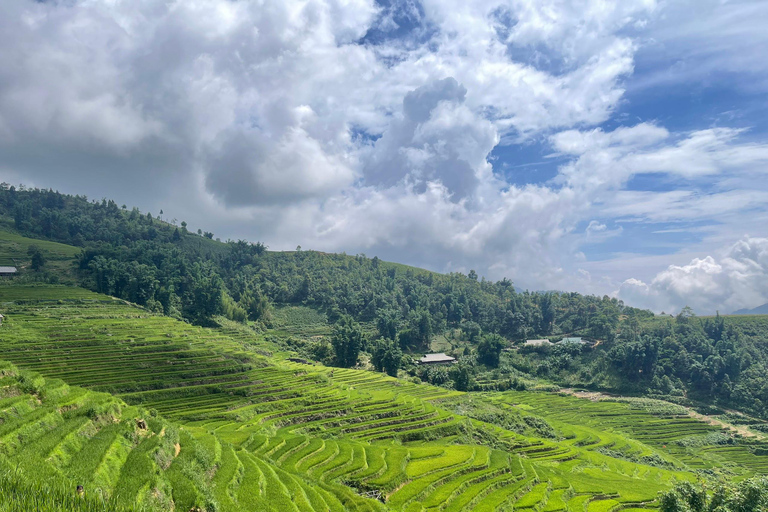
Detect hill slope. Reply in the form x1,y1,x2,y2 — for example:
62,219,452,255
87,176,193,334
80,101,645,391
5,188,768,419
733,303,768,315
3,284,768,510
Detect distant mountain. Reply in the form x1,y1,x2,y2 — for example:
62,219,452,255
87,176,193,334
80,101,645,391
732,302,768,315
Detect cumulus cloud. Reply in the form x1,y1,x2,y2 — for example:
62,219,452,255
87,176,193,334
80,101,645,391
1,0,768,311
618,237,768,314
361,77,498,199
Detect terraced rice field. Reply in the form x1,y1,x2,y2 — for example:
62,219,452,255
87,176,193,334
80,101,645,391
1,285,767,511
490,391,768,475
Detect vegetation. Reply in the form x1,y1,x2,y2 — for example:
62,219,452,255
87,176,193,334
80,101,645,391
660,478,768,512
1,285,768,511
2,185,768,510
0,185,642,341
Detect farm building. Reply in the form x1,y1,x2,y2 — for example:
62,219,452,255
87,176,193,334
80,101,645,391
0,266,17,277
0,313,4,326
558,337,586,345
524,339,553,347
418,353,457,365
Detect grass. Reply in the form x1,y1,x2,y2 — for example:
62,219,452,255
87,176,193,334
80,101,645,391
1,284,767,510
0,229,80,282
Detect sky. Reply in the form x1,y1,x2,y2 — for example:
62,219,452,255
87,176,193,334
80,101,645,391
1,0,767,315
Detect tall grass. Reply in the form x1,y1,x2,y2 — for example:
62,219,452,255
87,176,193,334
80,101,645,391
0,467,132,512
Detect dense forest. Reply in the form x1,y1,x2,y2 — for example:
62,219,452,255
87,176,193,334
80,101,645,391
0,185,639,338
4,185,768,419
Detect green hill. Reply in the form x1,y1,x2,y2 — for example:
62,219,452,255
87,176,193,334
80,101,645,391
2,284,768,511
3,187,768,510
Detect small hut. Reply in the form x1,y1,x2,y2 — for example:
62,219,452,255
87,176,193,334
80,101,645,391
418,353,457,365
0,266,17,278
524,339,553,347
558,337,586,345
0,313,4,326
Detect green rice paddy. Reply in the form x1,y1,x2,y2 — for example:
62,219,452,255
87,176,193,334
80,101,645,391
1,285,767,510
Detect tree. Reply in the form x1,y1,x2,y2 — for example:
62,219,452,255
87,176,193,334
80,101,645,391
27,245,46,271
659,478,768,512
376,309,399,340
462,321,482,342
331,315,364,367
371,338,402,377
477,333,505,367
450,360,473,391
240,287,270,322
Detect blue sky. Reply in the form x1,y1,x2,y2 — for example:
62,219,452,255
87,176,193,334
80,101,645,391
1,0,767,314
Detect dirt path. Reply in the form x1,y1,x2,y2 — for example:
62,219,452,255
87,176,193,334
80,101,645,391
559,388,766,440
687,410,761,439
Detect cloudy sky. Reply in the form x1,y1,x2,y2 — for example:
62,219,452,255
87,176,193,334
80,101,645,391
1,0,767,314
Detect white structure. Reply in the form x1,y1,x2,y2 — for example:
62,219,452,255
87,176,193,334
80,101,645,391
0,266,17,277
418,353,457,365
524,339,553,347
558,337,586,345
0,313,4,326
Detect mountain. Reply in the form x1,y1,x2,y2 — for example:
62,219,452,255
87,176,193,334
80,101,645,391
732,302,768,315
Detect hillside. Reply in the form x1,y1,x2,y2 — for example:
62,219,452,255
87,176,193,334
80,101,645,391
2,284,768,511
733,303,768,315
4,188,768,414
3,187,768,509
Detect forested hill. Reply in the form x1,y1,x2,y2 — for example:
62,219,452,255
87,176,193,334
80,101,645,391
0,185,642,340
6,185,768,421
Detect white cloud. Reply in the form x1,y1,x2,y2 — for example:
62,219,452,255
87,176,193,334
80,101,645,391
617,237,768,314
0,0,767,312
633,0,768,92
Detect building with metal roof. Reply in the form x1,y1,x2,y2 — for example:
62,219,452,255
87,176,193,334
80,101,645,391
418,353,457,365
0,266,17,277
524,339,553,347
558,337,586,345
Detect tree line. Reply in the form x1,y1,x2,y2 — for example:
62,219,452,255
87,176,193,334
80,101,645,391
6,185,768,419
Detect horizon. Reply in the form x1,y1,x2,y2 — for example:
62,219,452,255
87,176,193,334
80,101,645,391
1,0,767,315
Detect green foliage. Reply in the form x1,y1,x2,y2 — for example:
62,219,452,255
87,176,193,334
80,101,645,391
0,187,646,343
659,478,768,512
477,333,505,367
370,338,403,377
450,359,474,391
330,314,365,367
27,244,46,271
3,286,768,512
6,188,768,511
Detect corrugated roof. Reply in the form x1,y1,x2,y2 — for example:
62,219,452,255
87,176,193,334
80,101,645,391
0,266,17,273
419,353,456,363
559,337,585,344
525,339,552,346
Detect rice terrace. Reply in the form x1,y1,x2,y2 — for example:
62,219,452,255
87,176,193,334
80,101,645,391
1,195,768,512
1,285,765,512
0,188,768,512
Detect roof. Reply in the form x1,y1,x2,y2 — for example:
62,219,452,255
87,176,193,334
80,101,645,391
419,353,456,364
559,337,585,344
0,266,17,273
525,339,553,346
